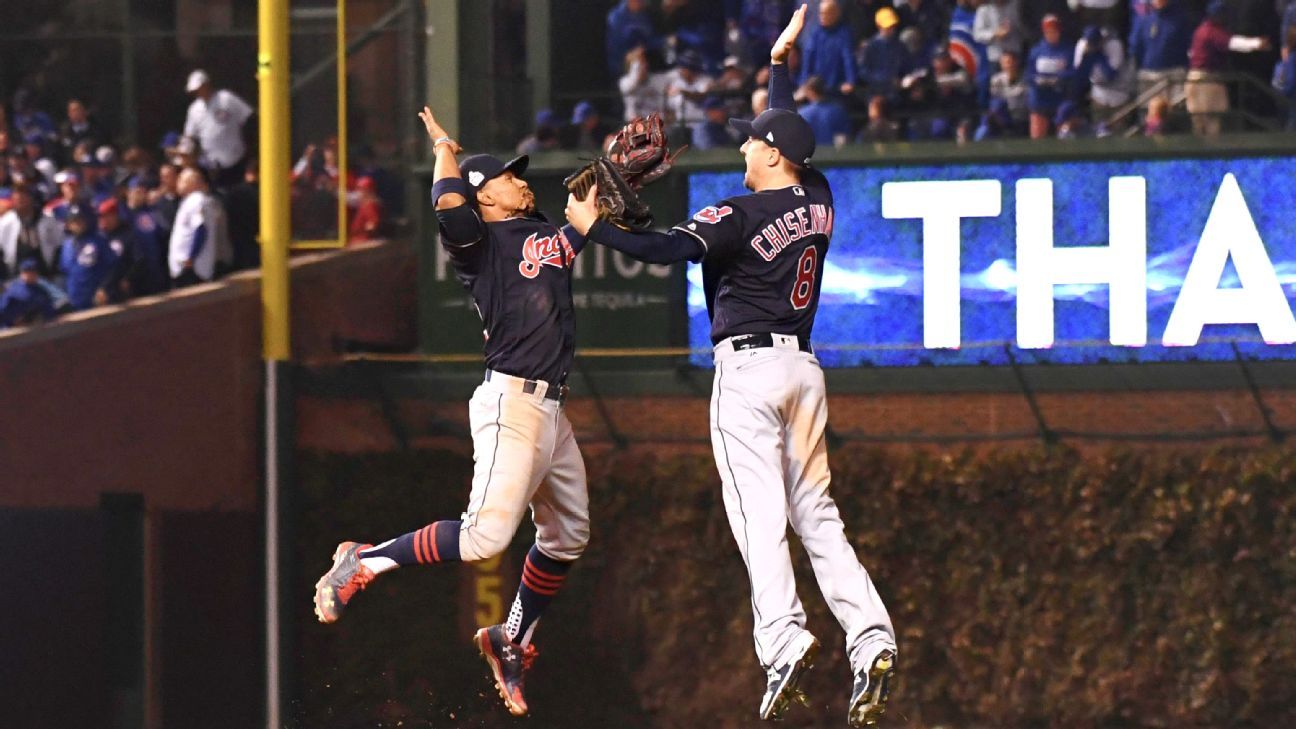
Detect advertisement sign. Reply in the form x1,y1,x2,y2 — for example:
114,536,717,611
686,157,1296,367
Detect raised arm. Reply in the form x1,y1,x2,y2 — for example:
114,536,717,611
419,105,488,247
768,4,808,111
419,106,466,211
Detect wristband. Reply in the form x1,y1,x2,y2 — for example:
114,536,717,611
432,136,454,150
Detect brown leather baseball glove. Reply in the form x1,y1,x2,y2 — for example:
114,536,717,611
563,113,686,231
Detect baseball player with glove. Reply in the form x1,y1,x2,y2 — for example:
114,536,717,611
564,6,897,725
312,104,592,718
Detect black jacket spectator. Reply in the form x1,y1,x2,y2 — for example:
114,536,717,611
58,99,103,166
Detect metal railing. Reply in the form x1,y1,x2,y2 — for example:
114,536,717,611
1107,70,1293,137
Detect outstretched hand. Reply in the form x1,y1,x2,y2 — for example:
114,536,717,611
564,183,600,236
418,105,461,154
771,4,808,64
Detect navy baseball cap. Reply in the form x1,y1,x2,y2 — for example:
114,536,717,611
729,108,816,168
65,202,93,223
459,153,528,196
571,101,597,124
18,259,37,273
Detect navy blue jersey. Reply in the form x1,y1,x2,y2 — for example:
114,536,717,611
437,205,578,385
674,169,833,344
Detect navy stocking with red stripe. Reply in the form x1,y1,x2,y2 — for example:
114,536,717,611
505,544,573,646
360,520,461,565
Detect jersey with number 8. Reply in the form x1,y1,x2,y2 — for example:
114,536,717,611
675,174,833,343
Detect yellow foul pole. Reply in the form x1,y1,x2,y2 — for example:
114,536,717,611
336,0,348,245
259,0,290,361
257,2,290,728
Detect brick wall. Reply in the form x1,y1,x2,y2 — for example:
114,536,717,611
296,386,1296,455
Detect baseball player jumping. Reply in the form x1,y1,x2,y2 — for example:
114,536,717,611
313,105,591,718
564,6,897,725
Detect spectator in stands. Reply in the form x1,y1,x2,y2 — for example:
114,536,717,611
59,203,119,310
82,154,116,205
184,69,253,191
66,139,95,167
0,183,62,280
1186,0,1271,135
123,177,171,294
974,96,1019,137
562,101,614,151
159,131,181,163
619,45,674,121
9,154,52,203
1054,99,1091,136
662,0,728,70
898,0,950,58
22,131,52,168
899,25,935,70
1129,0,1192,104
974,0,1026,65
0,259,56,328
857,94,903,140
11,90,56,152
899,61,937,111
44,170,83,222
712,56,755,116
948,0,989,86
955,116,979,142
666,50,714,125
96,198,132,298
1143,94,1171,133
1275,27,1296,129
1228,0,1281,114
168,167,223,287
1020,0,1077,45
801,0,858,94
932,45,978,110
151,163,181,230
224,162,260,270
1075,25,1134,124
1285,0,1296,46
292,142,340,192
691,97,743,149
859,7,912,102
1027,14,1075,137
921,115,958,139
734,0,797,67
606,0,661,78
172,135,201,169
119,146,154,188
751,86,771,116
58,99,101,165
797,76,854,146
990,48,1030,122
516,109,560,155
100,196,167,298
1068,0,1123,30
349,176,386,243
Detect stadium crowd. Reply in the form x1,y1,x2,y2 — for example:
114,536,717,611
0,69,390,331
521,0,1296,154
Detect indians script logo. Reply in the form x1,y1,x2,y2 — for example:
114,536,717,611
518,231,575,279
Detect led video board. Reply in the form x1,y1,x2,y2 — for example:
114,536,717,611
686,156,1296,367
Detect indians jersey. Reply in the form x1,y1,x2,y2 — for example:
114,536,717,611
675,169,833,344
437,208,578,385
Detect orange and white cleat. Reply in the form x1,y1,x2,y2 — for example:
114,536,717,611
312,541,375,624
